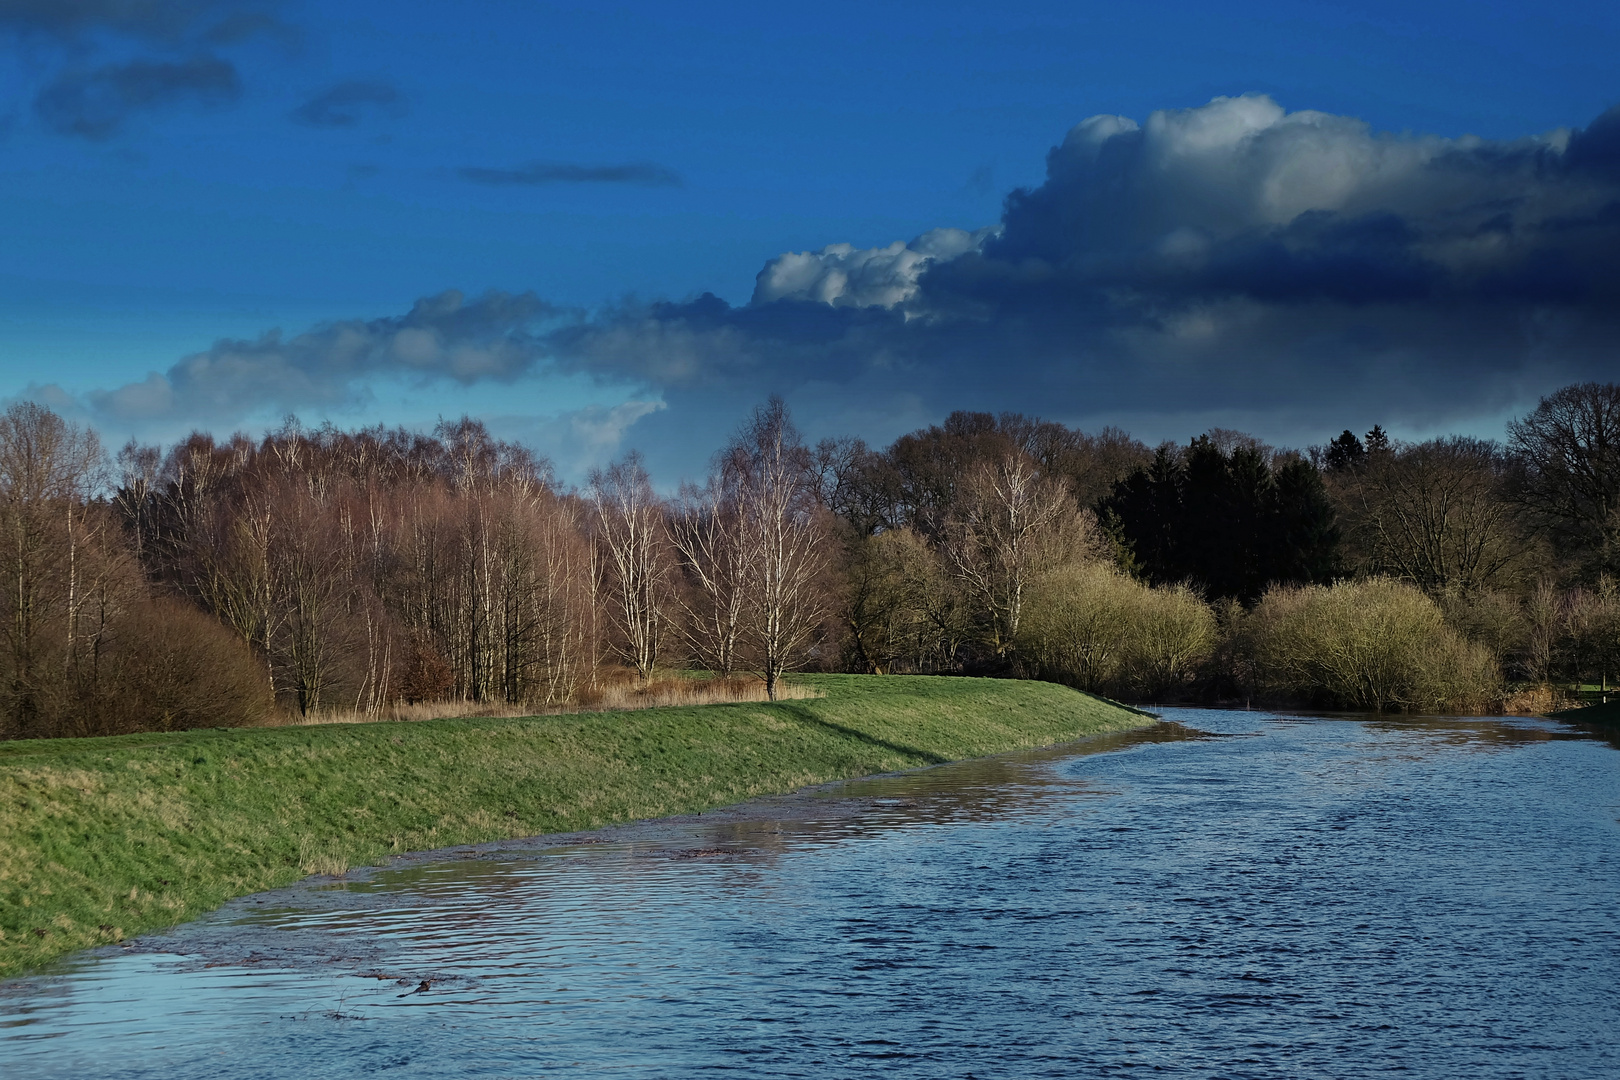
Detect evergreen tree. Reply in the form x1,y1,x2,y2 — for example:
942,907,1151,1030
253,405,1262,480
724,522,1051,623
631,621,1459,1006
1323,430,1366,471
1100,436,1340,603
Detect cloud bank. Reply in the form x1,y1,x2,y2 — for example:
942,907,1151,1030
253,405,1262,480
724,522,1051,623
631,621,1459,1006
548,95,1620,441
79,290,561,427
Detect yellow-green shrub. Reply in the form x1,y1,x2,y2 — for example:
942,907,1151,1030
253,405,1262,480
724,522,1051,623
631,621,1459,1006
1247,577,1499,712
1017,563,1215,700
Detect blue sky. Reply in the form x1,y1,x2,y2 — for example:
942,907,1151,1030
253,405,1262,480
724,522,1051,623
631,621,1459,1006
2,1,1617,482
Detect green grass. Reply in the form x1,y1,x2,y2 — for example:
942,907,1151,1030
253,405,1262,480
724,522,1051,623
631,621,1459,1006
0,674,1150,977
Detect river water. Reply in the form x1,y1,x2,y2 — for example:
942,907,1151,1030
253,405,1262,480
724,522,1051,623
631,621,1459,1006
2,708,1617,1079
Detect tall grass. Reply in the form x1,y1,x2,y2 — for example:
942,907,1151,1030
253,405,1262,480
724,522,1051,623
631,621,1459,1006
266,673,820,727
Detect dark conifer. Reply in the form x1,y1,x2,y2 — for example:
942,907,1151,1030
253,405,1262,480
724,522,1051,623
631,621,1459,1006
1323,430,1366,471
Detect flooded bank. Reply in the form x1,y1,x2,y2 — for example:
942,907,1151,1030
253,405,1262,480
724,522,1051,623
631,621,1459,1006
3,710,1617,1078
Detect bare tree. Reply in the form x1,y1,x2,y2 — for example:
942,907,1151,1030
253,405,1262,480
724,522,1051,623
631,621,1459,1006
670,476,749,675
726,398,829,699
114,440,161,564
1508,382,1620,577
0,404,105,735
1334,436,1526,592
589,453,669,685
943,454,1091,660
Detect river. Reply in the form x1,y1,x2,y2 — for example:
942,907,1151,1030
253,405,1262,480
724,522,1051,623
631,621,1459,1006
2,707,1617,1078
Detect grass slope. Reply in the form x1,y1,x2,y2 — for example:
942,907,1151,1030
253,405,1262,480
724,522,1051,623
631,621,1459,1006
1549,699,1620,724
0,674,1149,977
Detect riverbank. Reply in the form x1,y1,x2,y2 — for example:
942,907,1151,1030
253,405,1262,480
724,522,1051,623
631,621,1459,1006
0,674,1150,976
1550,699,1620,724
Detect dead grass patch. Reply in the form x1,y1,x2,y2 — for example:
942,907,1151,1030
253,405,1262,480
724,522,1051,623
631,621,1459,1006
262,673,822,727
1501,684,1581,716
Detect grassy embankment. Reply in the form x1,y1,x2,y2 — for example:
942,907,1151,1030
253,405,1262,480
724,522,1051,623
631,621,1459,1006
1550,698,1620,724
1,674,1150,977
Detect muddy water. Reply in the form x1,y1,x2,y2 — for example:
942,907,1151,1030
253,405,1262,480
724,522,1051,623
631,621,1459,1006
2,709,1617,1078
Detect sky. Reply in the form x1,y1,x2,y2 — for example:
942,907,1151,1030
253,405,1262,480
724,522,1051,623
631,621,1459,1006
2,0,1617,484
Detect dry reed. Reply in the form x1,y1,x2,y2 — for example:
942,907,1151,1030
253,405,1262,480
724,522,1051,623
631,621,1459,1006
263,674,822,728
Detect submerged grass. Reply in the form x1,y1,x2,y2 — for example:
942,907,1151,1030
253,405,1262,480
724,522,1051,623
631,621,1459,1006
0,674,1150,977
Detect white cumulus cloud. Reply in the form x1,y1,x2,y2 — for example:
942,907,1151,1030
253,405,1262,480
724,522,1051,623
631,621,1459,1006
751,226,999,308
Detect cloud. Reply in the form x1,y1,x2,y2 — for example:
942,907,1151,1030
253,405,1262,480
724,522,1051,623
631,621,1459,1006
946,95,1619,311
4,2,291,138
458,161,684,187
46,95,1620,467
0,0,286,46
752,227,998,308
540,96,1620,442
201,9,296,46
290,80,404,128
34,54,240,139
81,290,563,427
492,399,668,481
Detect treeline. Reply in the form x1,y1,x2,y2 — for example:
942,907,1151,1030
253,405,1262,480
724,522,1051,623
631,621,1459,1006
0,400,833,738
2,383,1617,737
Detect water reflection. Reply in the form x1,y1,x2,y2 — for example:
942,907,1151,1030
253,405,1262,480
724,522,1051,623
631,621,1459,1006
3,710,1618,1080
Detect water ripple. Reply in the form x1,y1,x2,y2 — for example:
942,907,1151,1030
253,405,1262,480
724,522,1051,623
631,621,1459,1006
2,710,1617,1078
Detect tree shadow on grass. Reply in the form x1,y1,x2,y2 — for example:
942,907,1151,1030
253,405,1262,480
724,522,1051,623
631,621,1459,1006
772,702,949,766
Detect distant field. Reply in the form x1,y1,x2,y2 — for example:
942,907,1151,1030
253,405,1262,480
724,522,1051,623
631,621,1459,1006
0,674,1150,977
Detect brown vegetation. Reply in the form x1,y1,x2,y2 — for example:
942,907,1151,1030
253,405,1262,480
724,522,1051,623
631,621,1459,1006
7,381,1620,737
268,670,820,727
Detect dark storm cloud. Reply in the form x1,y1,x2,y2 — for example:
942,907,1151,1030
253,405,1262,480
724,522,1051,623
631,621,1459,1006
290,80,405,128
540,96,1620,438
941,97,1620,312
83,290,563,426
34,54,240,139
51,95,1620,459
459,161,684,187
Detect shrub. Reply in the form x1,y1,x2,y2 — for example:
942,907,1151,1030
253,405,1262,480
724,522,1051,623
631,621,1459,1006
1247,577,1499,712
1017,562,1215,700
71,597,275,736
1122,582,1218,699
1434,586,1528,663
399,643,456,704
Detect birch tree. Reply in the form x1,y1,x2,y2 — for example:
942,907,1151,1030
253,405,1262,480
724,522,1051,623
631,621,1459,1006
943,454,1085,659
726,398,829,699
670,476,749,676
0,403,104,734
590,453,669,684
